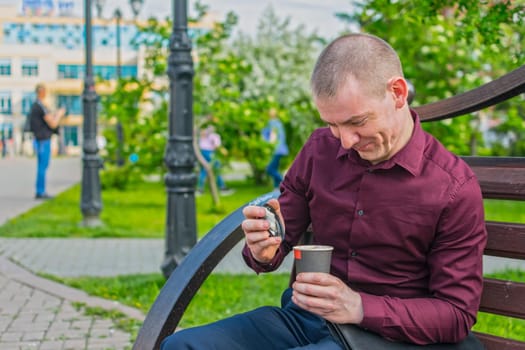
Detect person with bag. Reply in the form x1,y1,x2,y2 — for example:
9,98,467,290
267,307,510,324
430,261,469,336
29,83,66,199
160,33,487,350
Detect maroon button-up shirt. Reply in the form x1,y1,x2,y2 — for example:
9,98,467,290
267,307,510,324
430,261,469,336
243,112,487,345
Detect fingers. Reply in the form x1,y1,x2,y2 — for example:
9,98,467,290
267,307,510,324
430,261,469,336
293,273,335,293
291,275,364,324
242,203,282,262
242,205,267,220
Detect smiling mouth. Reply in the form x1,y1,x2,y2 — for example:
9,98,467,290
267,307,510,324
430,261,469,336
355,143,372,152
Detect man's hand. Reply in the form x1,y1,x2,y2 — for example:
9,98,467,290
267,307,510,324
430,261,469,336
241,199,283,263
44,107,66,129
292,272,364,324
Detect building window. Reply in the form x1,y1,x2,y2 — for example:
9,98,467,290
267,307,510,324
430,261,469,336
0,59,11,76
0,91,12,114
21,58,39,76
94,65,115,80
57,95,81,115
121,65,138,79
22,92,35,114
63,125,79,146
58,64,83,79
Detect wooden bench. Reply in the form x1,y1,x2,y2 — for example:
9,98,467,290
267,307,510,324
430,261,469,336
133,65,525,350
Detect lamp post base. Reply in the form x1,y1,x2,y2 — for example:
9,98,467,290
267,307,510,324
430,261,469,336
81,215,103,228
161,254,184,279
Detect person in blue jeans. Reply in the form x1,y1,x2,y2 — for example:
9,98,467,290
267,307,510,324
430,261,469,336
29,84,65,199
263,108,289,188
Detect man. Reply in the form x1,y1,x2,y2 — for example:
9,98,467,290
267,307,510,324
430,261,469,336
30,84,66,199
161,33,487,349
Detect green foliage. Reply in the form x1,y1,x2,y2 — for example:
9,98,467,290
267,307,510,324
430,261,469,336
100,163,142,190
338,0,525,156
101,4,324,184
99,77,168,176
220,7,323,180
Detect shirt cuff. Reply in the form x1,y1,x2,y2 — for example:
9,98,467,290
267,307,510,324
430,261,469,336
242,244,275,273
359,292,385,331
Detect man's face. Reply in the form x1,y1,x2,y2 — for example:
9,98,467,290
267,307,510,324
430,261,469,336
314,77,405,165
37,87,46,99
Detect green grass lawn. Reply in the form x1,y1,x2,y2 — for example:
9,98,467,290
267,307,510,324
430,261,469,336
0,179,274,238
48,272,291,329
49,268,525,342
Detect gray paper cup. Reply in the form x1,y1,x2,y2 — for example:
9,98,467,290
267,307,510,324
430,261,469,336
293,245,334,274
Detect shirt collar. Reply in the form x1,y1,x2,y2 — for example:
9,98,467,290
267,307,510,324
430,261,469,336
388,109,425,176
335,109,425,176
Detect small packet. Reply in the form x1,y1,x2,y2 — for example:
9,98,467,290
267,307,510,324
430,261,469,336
262,204,285,239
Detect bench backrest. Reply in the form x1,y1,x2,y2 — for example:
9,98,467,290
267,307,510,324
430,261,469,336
414,65,525,349
133,65,525,350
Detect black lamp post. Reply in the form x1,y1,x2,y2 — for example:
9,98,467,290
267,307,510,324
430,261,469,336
94,0,104,18
114,8,122,79
114,7,124,166
161,0,197,278
129,0,143,19
81,0,103,227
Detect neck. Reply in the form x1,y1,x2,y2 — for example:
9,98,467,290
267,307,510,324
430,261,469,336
400,109,415,146
389,108,414,159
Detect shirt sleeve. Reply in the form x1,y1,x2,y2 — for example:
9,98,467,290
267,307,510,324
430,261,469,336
359,176,487,344
242,142,313,273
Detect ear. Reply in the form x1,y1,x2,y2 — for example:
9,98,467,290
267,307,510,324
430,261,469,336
388,77,408,109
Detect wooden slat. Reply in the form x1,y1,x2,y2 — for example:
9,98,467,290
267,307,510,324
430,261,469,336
474,332,525,350
472,166,525,200
479,278,525,319
414,65,525,122
485,221,525,259
462,156,525,169
132,191,279,350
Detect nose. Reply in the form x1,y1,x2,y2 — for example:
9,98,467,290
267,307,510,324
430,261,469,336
339,128,360,149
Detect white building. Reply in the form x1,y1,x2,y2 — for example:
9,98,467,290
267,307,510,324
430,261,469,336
0,0,211,156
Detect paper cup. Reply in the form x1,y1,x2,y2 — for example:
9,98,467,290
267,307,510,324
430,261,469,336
293,245,333,274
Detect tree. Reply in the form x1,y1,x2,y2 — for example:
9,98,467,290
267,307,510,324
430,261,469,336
336,0,525,155
100,3,325,186
205,6,323,184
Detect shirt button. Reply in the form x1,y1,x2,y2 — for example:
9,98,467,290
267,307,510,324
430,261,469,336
351,251,358,257
357,209,364,216
367,168,373,173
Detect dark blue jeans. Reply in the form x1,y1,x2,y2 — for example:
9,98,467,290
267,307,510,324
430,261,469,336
160,288,343,349
34,139,51,196
266,153,283,188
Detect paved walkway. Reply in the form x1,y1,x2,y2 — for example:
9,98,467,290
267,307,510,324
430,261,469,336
0,156,141,349
0,156,291,349
1,156,524,349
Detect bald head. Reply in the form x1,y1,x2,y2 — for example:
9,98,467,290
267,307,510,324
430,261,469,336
311,33,404,100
